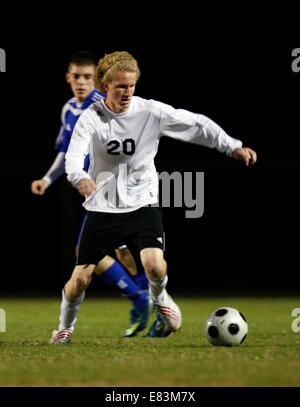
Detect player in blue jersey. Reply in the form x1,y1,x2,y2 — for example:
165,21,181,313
31,51,151,339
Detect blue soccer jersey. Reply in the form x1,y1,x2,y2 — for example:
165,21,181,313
42,89,104,184
55,89,104,153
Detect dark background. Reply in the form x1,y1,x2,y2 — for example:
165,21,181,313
0,10,299,297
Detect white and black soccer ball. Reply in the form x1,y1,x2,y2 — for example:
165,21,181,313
205,307,248,346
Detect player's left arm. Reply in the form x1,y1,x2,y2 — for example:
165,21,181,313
231,147,257,166
158,106,257,163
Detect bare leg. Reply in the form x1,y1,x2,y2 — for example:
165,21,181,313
57,264,95,333
140,248,181,334
140,248,167,301
64,264,95,299
93,256,115,276
115,248,138,276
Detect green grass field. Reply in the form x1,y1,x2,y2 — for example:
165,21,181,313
0,297,300,386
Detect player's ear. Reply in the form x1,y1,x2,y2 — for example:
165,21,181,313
102,81,109,93
66,72,71,83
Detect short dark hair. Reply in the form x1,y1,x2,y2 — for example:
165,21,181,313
68,51,98,70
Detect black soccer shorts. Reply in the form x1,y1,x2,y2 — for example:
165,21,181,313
77,206,165,265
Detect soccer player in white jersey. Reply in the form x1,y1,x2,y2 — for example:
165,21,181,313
31,51,152,340
49,51,257,344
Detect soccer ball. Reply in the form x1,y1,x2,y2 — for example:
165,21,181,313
205,307,248,346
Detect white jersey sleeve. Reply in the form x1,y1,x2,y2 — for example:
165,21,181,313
154,101,242,155
65,109,93,186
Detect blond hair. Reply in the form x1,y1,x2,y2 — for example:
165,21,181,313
95,51,141,94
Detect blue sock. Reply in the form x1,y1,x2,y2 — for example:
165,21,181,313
100,262,147,308
133,273,149,291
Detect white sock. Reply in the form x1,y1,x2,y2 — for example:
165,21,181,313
58,289,85,331
148,275,168,303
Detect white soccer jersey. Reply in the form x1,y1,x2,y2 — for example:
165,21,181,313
66,96,242,213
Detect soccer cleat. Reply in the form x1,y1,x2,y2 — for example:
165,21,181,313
146,313,172,337
152,290,182,333
49,329,73,344
123,295,154,337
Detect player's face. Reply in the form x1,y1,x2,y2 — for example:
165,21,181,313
104,71,137,113
66,64,95,102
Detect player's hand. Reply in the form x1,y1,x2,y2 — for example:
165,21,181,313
232,147,257,166
76,178,96,196
31,179,50,195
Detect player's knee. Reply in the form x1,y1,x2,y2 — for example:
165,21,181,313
143,259,165,279
73,274,92,290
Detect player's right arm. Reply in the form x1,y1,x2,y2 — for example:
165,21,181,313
75,178,96,197
31,102,71,196
31,178,50,195
65,110,95,196
31,151,66,195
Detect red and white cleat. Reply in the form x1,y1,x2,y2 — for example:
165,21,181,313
49,329,73,344
153,290,182,332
